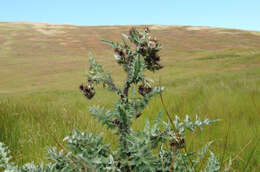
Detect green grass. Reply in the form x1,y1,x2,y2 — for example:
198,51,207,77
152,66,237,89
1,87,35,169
0,22,260,170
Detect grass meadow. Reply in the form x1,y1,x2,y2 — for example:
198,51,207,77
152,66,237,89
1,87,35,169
0,22,260,171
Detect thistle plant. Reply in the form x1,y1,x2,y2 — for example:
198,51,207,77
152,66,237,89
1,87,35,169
0,27,231,171
77,27,223,171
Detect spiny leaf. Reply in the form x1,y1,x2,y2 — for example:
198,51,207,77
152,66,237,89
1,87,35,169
101,40,115,47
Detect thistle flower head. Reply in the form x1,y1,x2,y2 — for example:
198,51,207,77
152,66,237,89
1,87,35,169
148,40,157,49
138,84,152,96
79,81,95,99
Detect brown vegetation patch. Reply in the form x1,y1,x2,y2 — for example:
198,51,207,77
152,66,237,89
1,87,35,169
11,22,76,36
220,65,246,72
185,26,213,31
249,31,260,36
149,25,182,30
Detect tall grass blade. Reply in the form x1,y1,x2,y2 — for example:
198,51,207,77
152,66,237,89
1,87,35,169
243,138,260,172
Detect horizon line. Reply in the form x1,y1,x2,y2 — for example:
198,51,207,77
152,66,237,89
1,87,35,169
1,20,260,32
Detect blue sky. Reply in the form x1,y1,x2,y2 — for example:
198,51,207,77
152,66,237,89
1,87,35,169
1,0,259,31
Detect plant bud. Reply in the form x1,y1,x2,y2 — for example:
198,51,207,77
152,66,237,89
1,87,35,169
113,119,120,125
138,84,152,96
144,27,150,33
114,48,125,57
79,81,95,99
170,136,185,149
135,112,142,118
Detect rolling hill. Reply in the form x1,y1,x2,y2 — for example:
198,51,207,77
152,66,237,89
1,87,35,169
0,22,260,93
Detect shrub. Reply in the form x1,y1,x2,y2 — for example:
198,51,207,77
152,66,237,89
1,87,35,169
0,27,231,171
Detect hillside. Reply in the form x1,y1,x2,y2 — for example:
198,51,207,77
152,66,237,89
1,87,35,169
0,22,260,93
0,22,260,170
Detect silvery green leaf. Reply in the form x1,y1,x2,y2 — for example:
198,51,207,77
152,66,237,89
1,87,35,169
205,151,220,172
122,33,129,39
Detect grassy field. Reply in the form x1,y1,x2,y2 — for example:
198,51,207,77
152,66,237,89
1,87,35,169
0,22,260,170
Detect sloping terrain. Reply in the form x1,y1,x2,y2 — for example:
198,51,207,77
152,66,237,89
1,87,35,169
0,22,260,93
